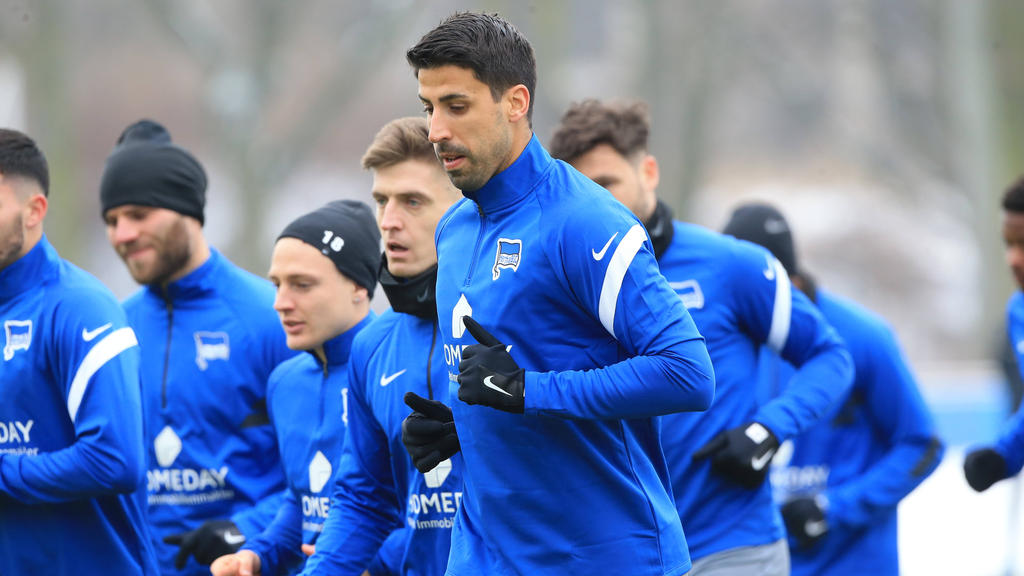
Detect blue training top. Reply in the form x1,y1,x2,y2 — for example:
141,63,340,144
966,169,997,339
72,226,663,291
300,308,462,576
768,288,943,575
663,222,854,560
124,248,295,575
0,236,159,575
434,136,715,576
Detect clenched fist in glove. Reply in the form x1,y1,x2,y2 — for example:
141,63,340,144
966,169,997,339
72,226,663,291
163,519,245,569
402,392,460,473
692,422,780,489
963,447,1007,492
457,316,525,414
781,495,829,549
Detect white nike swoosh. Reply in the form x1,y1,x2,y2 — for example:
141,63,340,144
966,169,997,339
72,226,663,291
483,375,513,397
380,369,407,387
804,518,827,538
591,232,618,261
82,323,113,342
223,531,246,546
750,448,776,472
762,255,776,280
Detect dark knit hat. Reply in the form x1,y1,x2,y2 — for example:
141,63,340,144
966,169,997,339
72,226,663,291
278,199,381,296
99,119,207,224
722,202,799,275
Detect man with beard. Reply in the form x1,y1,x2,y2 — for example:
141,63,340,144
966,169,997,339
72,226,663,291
101,119,293,575
549,99,854,576
0,127,158,574
403,13,715,575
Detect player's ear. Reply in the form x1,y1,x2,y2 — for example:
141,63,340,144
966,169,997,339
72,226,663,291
23,192,48,230
504,84,530,124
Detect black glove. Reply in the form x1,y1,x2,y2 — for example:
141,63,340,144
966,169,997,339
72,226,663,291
162,519,245,569
781,496,828,549
402,392,460,473
457,316,525,414
963,448,1007,492
692,422,779,489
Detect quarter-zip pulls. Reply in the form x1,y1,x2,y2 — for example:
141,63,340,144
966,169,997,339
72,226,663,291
161,292,174,409
426,324,438,400
464,206,487,287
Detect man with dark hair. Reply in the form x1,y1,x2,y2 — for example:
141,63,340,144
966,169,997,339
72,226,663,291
0,128,159,574
549,99,854,575
100,119,294,575
724,201,943,575
964,175,1024,493
296,116,464,576
210,200,380,576
404,13,715,576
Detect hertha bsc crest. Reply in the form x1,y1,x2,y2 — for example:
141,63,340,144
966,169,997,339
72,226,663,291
492,238,522,280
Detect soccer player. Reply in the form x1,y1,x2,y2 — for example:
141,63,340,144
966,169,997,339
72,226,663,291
403,13,716,575
100,119,294,575
549,99,854,575
210,199,381,576
965,176,1024,492
0,127,159,574
298,117,464,576
724,201,943,575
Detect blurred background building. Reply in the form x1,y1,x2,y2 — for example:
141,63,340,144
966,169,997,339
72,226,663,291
2,0,1024,573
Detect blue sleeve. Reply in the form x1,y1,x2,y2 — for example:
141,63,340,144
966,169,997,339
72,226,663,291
365,529,407,576
743,258,854,440
233,489,289,539
526,220,715,419
0,295,146,503
996,295,1024,474
824,325,944,528
243,490,303,576
299,351,402,576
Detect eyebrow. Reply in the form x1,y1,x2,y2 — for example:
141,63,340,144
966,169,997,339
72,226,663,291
419,92,470,104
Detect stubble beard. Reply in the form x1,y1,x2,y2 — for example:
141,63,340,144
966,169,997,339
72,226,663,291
0,213,25,272
126,217,193,286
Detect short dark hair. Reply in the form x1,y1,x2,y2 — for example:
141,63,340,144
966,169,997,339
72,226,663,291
406,12,537,124
1003,175,1024,214
361,117,438,170
0,128,49,196
548,99,650,163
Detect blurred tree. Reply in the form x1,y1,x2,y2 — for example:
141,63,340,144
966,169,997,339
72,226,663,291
1,0,82,261
139,0,415,271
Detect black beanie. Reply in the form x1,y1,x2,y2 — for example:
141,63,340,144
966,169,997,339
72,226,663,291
722,202,799,275
99,119,207,224
278,199,381,296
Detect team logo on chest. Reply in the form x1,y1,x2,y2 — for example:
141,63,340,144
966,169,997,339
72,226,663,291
3,320,32,361
670,280,705,310
492,238,522,280
194,331,230,370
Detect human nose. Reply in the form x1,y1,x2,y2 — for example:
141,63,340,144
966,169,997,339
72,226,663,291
379,201,402,232
108,218,139,246
428,113,450,143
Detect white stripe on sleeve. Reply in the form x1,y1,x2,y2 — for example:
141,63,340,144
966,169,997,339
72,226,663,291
67,327,139,423
766,258,792,352
598,224,648,340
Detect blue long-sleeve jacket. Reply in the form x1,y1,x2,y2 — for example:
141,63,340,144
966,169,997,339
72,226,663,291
663,223,853,560
767,288,943,575
992,292,1024,475
433,136,715,576
124,248,294,575
0,236,159,575
300,308,462,576
244,314,374,576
